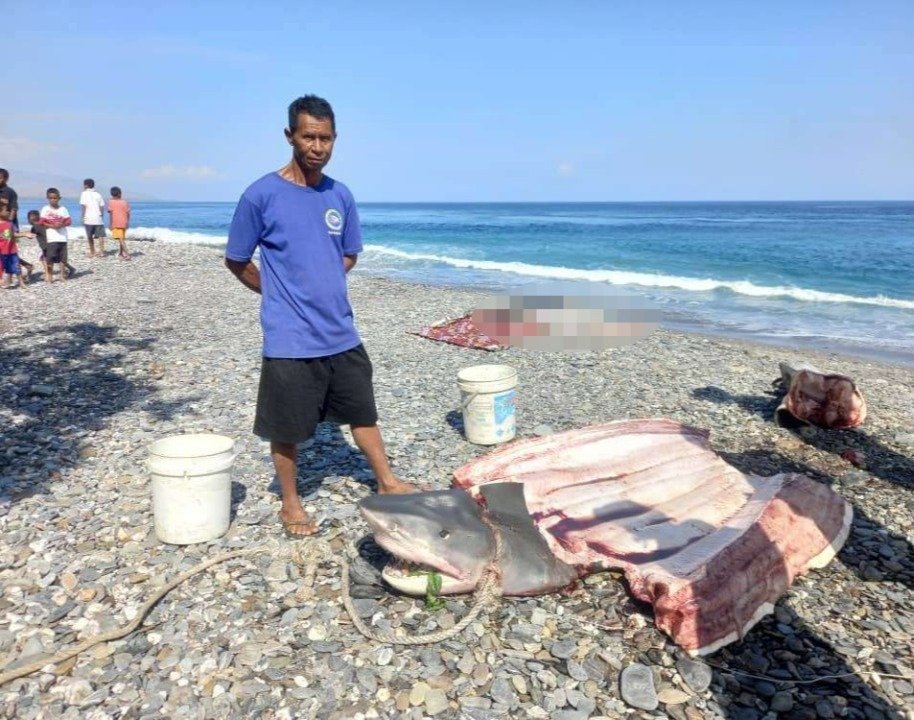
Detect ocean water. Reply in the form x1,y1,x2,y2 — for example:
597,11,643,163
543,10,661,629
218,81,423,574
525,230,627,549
41,199,914,364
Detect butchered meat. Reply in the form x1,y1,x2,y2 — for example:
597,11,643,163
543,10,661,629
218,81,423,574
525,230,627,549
453,418,851,655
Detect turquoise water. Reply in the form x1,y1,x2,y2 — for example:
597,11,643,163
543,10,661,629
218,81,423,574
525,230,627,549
34,199,914,363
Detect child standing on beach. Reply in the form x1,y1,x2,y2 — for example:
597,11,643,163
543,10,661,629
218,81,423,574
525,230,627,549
0,200,27,288
27,209,75,280
80,178,106,258
40,188,72,283
107,186,131,260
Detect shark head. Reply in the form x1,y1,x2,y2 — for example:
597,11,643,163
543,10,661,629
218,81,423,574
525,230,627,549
358,489,496,595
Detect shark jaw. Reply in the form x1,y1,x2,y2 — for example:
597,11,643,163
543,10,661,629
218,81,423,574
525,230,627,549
380,559,477,596
366,521,481,596
358,490,494,596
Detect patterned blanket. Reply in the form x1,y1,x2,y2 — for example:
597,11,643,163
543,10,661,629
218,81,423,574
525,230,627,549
410,313,504,351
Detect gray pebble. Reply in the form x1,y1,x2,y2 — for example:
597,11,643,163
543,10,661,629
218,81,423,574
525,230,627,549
676,657,712,693
619,663,658,711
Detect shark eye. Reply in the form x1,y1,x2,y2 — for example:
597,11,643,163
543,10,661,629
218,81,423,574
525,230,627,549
439,529,450,539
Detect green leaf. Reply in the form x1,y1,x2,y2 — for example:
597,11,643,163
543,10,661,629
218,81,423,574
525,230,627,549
424,571,446,611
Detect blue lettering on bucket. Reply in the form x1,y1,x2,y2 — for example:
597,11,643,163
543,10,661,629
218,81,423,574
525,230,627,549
493,390,516,426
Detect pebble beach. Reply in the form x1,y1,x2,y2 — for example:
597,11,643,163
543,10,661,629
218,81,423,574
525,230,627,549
1,240,913,719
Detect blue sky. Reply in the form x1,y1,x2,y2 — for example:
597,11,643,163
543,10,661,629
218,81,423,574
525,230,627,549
4,1,912,201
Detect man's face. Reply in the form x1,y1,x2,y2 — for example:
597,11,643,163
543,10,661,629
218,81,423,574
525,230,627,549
47,192,60,208
285,114,335,173
0,174,7,188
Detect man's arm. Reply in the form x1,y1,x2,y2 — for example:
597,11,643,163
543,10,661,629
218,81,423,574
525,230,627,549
225,258,262,294
344,254,358,273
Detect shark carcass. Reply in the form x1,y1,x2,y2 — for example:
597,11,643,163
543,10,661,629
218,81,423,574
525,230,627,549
360,419,852,656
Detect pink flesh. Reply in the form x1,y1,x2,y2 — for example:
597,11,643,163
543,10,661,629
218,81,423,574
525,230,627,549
454,419,851,655
786,370,867,429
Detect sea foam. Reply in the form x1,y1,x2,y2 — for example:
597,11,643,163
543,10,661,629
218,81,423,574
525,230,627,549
364,244,914,310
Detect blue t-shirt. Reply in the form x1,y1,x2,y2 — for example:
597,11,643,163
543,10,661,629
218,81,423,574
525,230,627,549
226,172,364,358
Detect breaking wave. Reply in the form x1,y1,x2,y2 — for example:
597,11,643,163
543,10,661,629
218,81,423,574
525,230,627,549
364,244,914,310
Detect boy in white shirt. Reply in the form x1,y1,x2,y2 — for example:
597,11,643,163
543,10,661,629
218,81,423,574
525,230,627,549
40,188,72,283
80,178,106,258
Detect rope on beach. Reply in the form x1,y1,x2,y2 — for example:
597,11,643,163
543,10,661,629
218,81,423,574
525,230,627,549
0,523,502,685
0,545,265,686
339,522,504,646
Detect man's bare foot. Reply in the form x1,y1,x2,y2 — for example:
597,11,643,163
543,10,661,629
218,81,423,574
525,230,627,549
279,508,320,538
377,478,422,495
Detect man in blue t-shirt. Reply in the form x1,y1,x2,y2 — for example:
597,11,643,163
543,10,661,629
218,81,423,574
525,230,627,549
225,94,416,538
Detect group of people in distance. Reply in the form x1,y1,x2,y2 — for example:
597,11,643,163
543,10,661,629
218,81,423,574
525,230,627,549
0,170,132,289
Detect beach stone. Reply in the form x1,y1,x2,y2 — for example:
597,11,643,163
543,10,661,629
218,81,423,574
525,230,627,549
552,711,590,720
424,689,448,715
565,658,589,682
549,639,577,659
676,658,712,693
376,647,394,666
619,663,658,711
657,687,691,705
409,682,429,706
29,385,55,397
52,679,94,706
893,679,913,695
770,691,794,712
460,696,492,712
490,677,517,707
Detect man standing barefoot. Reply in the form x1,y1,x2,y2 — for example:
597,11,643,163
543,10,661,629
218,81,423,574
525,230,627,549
225,94,415,539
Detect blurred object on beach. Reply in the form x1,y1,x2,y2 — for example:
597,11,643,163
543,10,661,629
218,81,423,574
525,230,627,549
471,282,660,352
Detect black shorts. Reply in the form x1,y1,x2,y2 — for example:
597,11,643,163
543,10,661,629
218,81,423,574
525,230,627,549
254,344,379,444
46,242,67,264
85,225,105,240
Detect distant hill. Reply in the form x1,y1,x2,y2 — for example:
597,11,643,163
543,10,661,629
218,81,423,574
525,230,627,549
8,168,158,202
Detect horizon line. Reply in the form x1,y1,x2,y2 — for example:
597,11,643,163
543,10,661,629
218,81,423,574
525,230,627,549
16,197,914,204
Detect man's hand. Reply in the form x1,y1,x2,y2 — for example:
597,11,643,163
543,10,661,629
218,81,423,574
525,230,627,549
225,258,262,294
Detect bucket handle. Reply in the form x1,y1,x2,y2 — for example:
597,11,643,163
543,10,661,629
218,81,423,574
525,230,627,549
458,392,479,412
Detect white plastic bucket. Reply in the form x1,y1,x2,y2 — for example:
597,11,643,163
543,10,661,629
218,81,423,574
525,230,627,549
457,364,518,445
148,434,236,545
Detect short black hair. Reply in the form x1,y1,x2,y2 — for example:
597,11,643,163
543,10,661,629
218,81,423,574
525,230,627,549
111,186,122,198
27,209,39,218
84,178,95,188
288,95,335,134
46,187,60,197
0,169,8,180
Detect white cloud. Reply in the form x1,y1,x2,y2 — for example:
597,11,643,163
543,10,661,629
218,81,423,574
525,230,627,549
141,165,222,180
557,162,575,178
0,136,63,164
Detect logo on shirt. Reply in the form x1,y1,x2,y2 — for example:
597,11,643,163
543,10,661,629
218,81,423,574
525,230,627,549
325,208,343,235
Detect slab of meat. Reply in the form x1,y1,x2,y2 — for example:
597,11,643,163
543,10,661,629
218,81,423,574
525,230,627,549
773,362,867,429
453,419,852,655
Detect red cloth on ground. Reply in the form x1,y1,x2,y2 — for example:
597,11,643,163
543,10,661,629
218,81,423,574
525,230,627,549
410,313,504,351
